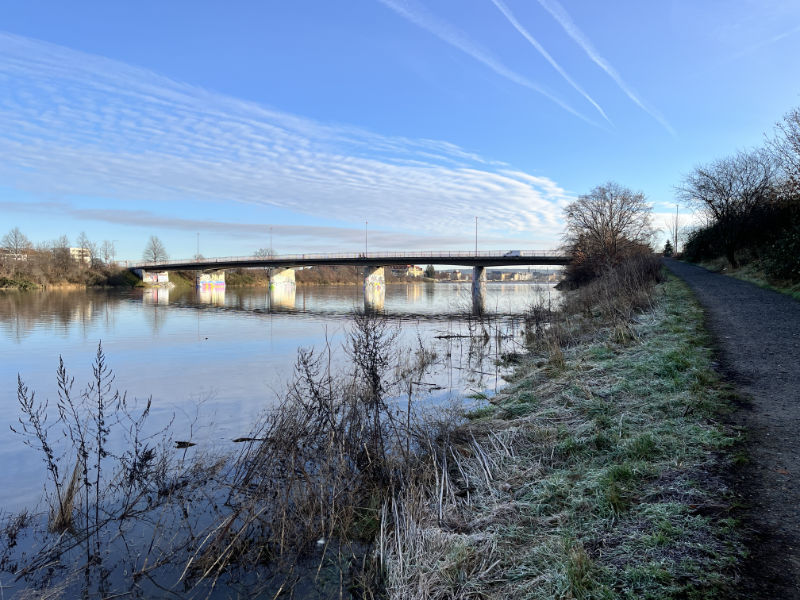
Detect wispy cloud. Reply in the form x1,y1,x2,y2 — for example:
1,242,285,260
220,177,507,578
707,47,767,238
488,0,610,124
375,0,597,126
0,32,573,246
536,0,675,136
0,200,545,251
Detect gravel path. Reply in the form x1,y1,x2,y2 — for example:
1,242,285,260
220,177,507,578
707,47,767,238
664,259,800,597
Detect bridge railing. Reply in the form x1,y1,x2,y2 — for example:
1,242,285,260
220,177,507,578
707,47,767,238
126,249,567,269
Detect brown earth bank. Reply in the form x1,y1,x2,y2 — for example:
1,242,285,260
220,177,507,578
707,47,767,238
664,258,800,598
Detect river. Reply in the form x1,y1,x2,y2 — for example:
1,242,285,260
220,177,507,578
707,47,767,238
0,281,558,513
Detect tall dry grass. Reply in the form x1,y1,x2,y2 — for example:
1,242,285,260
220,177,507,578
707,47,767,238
376,253,668,599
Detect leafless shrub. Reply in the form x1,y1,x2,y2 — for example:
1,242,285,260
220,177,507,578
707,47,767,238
564,254,663,328
9,343,203,597
7,313,463,598
174,311,444,593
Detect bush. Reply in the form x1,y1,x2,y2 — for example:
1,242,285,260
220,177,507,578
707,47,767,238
763,223,800,280
683,196,800,282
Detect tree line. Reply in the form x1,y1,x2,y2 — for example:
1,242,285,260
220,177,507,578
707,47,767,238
0,229,171,287
560,104,800,287
677,106,800,280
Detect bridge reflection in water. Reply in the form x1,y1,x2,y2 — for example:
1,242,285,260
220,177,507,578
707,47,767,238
268,282,296,310
129,250,568,314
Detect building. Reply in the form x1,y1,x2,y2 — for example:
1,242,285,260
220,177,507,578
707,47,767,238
69,247,91,264
0,251,27,262
435,269,463,280
488,270,525,281
390,265,424,278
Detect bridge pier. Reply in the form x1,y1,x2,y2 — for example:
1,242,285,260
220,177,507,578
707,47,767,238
196,271,226,305
133,269,169,285
472,266,486,314
196,270,226,289
364,266,385,311
268,268,296,309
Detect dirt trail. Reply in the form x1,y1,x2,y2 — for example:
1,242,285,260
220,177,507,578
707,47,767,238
665,259,800,597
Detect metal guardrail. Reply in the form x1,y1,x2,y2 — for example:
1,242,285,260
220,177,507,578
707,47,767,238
125,250,567,269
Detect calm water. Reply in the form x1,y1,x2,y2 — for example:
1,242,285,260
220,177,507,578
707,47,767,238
0,282,557,512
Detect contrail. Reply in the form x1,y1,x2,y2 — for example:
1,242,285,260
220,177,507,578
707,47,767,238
377,0,599,126
489,0,611,124
730,23,800,60
537,0,676,136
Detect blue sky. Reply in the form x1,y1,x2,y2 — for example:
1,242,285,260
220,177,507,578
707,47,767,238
1,0,800,260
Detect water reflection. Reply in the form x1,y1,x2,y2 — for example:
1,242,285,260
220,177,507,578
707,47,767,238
143,287,170,305
268,283,296,310
198,286,226,306
0,283,559,337
0,282,558,511
0,289,127,342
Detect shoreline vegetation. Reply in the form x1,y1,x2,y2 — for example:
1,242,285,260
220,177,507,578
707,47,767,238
379,257,743,599
1,255,745,598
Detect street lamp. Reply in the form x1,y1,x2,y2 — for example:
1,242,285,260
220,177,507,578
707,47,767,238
475,216,478,255
365,220,368,256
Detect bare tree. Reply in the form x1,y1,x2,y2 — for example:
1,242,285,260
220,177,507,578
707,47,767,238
100,240,116,264
254,247,275,259
663,205,681,255
564,182,653,263
769,106,800,195
2,227,33,254
49,235,72,276
676,149,777,267
142,236,168,263
76,231,99,267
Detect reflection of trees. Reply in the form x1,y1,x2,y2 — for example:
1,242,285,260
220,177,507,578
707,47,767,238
0,290,124,342
141,302,168,335
141,288,171,335
424,281,435,302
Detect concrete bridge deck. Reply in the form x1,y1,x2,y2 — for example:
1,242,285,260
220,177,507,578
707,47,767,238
127,250,570,271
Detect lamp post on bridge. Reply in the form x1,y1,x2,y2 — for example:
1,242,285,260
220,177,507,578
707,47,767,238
365,220,368,256
475,216,478,255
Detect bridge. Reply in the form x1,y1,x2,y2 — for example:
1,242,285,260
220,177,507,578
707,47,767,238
128,249,570,313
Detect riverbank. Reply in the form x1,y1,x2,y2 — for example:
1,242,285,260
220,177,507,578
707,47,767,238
381,273,744,598
693,257,800,300
0,268,144,290
0,268,745,598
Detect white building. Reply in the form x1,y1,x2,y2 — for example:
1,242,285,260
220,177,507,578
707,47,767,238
69,247,91,264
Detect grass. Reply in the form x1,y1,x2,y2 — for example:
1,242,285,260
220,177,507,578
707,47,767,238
0,276,39,290
382,274,744,599
697,257,800,300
